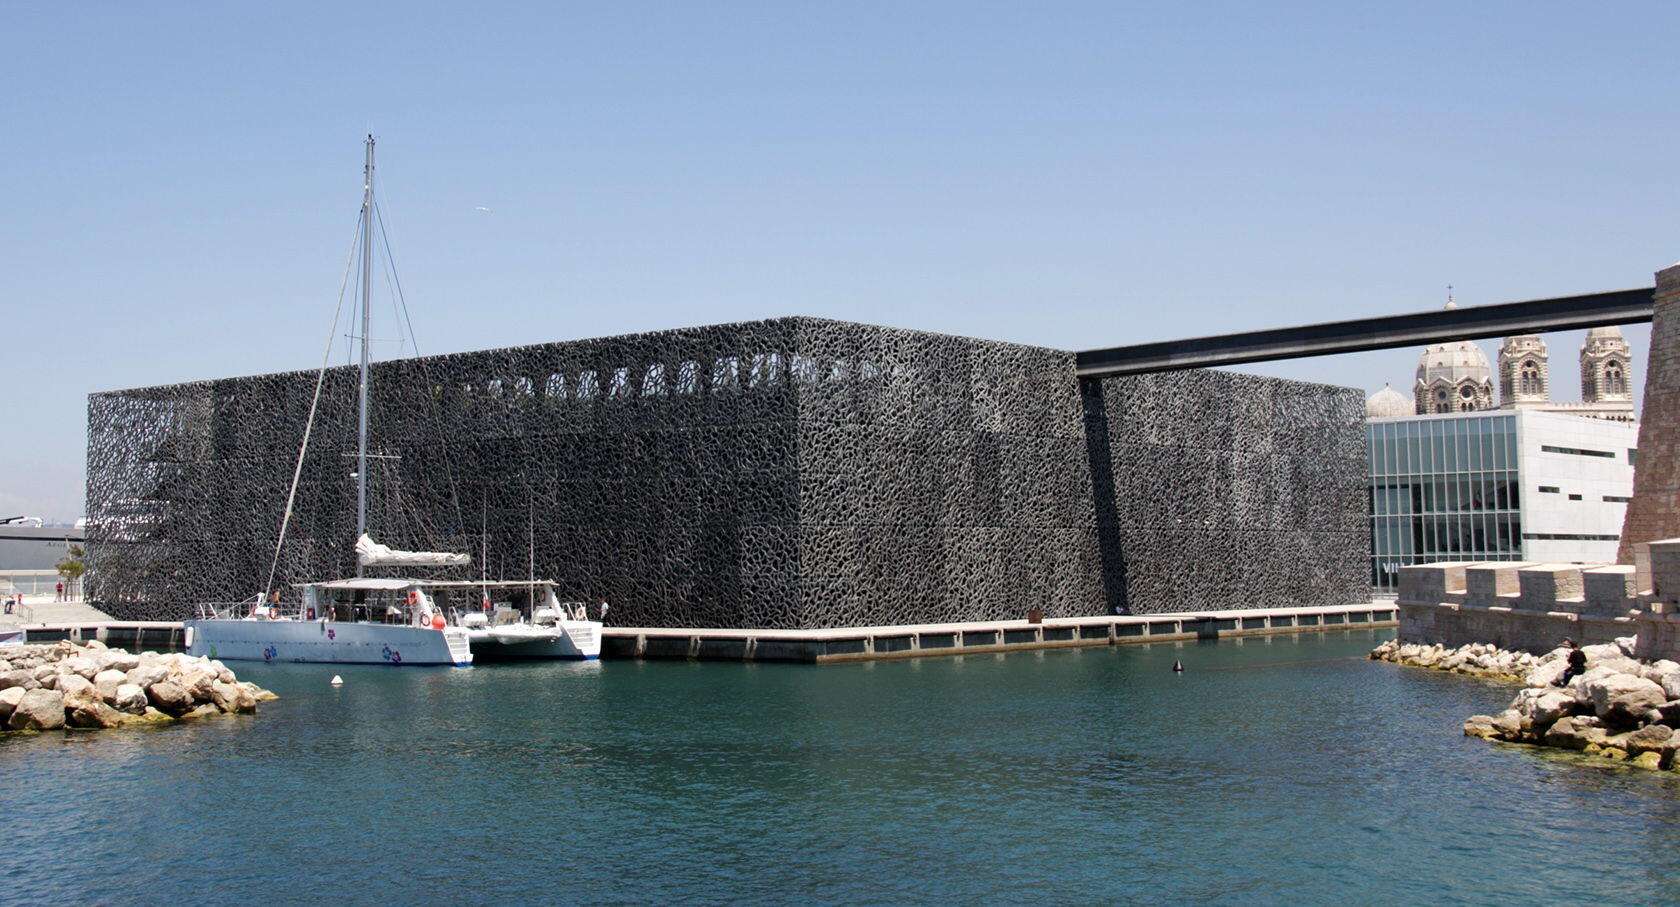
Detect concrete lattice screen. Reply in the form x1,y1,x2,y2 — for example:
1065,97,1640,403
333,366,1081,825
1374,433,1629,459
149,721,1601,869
86,317,1369,625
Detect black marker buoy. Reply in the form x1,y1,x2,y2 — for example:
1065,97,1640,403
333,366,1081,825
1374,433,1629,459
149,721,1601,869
1172,659,1184,673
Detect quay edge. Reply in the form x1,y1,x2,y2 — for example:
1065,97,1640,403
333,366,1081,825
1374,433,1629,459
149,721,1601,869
23,604,1398,663
600,602,1397,664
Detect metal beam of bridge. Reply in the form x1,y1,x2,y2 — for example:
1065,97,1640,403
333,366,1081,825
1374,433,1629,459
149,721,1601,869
1074,287,1655,378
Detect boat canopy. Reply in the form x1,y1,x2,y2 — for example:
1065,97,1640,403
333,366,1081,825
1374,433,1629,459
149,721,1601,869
305,578,417,591
355,533,472,567
297,578,558,591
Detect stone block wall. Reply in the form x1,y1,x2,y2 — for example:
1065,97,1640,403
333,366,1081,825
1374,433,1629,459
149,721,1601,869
1619,263,1680,561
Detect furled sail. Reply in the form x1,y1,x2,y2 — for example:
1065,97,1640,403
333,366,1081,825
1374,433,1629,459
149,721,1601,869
355,533,472,567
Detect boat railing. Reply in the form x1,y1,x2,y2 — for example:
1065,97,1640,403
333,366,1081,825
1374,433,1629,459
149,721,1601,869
195,595,279,621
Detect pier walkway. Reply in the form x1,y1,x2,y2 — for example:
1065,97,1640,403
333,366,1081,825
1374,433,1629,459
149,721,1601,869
9,602,1396,663
603,601,1397,663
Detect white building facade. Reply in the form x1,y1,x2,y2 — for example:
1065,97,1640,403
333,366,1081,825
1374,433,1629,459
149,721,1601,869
1367,409,1637,590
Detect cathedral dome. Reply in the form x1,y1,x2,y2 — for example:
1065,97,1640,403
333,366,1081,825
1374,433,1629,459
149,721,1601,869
1415,340,1492,385
1366,384,1411,418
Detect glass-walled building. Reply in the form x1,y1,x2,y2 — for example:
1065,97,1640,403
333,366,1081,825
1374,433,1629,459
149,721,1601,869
1367,410,1637,590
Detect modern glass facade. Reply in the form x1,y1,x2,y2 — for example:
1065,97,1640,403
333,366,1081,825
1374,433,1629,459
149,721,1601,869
1368,413,1522,590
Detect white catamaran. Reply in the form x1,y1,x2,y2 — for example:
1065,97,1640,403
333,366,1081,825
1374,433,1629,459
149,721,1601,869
185,136,599,666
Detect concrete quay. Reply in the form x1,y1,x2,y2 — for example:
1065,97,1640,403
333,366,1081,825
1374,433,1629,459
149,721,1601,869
10,603,1398,664
602,602,1397,664
17,621,187,650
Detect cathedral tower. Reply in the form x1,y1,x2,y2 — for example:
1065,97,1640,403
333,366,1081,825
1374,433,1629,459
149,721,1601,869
1581,326,1633,405
1498,334,1550,409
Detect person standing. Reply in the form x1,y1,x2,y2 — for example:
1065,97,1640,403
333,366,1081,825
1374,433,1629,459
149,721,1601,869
598,600,610,623
55,581,63,602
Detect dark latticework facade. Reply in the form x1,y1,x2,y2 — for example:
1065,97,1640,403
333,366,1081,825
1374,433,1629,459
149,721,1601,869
87,317,1368,626
1082,370,1370,614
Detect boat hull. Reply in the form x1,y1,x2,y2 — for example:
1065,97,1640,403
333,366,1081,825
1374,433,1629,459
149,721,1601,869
465,621,601,660
185,619,472,666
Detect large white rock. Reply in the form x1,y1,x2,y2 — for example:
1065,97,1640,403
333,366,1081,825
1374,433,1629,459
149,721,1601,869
1544,715,1610,750
180,670,216,703
65,657,99,680
146,680,192,716
95,649,140,673
93,669,127,702
1569,667,1620,706
1615,635,1639,657
0,685,25,723
1514,689,1577,727
1661,672,1680,702
7,688,66,730
67,700,125,729
112,683,148,714
1622,723,1678,756
1526,661,1566,688
56,674,97,706
124,665,168,689
1588,674,1668,726
0,669,36,691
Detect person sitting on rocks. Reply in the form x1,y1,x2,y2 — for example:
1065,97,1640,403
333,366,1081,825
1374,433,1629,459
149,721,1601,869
1557,638,1588,686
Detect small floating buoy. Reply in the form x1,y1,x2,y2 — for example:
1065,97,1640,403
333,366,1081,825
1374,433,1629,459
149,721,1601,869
330,675,344,686
1172,660,1184,673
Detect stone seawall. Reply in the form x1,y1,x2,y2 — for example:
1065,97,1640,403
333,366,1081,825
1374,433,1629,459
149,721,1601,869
1394,541,1680,661
1398,602,1631,654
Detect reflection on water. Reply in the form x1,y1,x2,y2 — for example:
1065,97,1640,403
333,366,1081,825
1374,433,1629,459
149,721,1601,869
4,630,1679,903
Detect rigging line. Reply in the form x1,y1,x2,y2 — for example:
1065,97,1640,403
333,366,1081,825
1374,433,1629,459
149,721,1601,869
262,208,365,599
375,215,405,355
373,199,467,534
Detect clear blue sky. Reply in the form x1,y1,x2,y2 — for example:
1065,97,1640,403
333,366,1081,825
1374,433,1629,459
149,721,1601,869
4,2,1676,521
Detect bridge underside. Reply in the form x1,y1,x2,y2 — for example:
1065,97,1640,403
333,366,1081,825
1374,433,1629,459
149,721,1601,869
1076,288,1654,378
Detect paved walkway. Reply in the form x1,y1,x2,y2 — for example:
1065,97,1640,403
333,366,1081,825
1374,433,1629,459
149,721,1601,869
3,596,116,626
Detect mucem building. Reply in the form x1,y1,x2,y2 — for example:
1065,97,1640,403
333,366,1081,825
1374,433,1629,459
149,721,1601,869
86,317,1370,626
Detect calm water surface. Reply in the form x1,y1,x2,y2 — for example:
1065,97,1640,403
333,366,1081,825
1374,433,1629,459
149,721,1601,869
5,630,1680,903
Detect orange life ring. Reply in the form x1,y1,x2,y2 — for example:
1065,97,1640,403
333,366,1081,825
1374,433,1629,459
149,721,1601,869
407,590,419,606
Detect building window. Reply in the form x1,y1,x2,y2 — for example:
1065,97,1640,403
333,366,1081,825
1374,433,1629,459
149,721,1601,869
1604,495,1631,503
1604,361,1626,396
1629,448,1638,466
1540,445,1615,459
1522,533,1620,541
1519,360,1542,396
1538,486,1560,494
1568,494,1582,501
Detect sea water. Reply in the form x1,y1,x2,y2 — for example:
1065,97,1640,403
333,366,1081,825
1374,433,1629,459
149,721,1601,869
4,630,1679,903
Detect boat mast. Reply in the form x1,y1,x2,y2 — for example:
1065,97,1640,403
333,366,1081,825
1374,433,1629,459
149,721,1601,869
356,135,375,575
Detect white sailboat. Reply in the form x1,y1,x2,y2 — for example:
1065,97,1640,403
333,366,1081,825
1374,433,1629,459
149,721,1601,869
451,580,601,660
186,136,477,666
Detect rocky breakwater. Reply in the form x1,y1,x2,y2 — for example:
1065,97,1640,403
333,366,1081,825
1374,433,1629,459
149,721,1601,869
1369,638,1541,683
0,640,277,732
1374,635,1680,770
